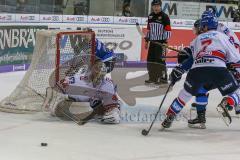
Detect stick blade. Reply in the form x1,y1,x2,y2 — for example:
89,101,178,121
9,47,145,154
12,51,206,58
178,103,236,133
135,23,145,38
141,129,149,136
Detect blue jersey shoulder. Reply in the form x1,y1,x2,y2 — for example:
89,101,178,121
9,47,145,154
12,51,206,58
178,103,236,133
95,39,115,62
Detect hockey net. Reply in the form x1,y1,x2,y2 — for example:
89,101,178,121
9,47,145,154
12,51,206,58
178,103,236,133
0,30,95,113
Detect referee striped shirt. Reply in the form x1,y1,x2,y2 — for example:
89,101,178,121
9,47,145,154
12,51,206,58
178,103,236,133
146,11,171,41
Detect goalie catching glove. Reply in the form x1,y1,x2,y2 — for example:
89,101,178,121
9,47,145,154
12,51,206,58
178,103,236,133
90,60,108,86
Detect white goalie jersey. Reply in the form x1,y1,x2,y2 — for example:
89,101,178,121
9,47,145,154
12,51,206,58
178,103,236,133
61,71,118,106
51,68,121,124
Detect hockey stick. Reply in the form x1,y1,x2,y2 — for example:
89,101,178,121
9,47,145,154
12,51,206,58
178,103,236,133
142,83,173,136
48,82,106,125
136,23,182,53
41,83,84,124
54,83,90,125
25,86,45,99
160,55,178,59
62,0,69,8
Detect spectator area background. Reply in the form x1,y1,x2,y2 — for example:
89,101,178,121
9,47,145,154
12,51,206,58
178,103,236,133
1,0,238,18
0,0,240,72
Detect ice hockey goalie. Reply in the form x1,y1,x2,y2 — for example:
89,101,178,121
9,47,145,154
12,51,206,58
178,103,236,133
44,38,121,125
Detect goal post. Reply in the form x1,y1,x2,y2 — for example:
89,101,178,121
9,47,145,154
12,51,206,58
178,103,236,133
0,30,95,113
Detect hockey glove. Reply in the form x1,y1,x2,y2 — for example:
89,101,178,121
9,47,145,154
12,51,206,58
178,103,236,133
178,47,192,64
169,66,185,85
227,63,240,83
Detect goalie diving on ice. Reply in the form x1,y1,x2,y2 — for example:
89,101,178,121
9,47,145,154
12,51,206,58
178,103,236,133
43,38,121,125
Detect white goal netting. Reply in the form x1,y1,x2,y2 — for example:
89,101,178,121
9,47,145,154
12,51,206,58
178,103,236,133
0,30,95,113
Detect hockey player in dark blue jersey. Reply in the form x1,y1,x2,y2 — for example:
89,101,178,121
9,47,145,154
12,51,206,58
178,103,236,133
95,39,116,73
75,27,116,74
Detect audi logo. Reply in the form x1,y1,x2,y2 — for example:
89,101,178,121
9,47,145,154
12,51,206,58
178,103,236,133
101,17,111,22
52,16,60,21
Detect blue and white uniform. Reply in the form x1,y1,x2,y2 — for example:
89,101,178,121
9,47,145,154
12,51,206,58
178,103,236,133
166,11,240,117
191,30,240,69
217,23,240,51
95,39,116,73
179,22,240,113
95,39,115,63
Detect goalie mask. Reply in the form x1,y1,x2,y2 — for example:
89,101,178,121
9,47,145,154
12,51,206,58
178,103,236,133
90,60,107,86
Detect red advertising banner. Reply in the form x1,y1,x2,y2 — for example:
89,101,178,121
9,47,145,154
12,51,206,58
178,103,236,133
141,28,240,63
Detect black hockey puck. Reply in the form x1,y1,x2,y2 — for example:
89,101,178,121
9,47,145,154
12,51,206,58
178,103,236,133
41,143,48,147
141,129,148,136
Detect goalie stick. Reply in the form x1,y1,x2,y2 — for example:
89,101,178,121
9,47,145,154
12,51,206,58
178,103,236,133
58,84,109,125
42,79,108,126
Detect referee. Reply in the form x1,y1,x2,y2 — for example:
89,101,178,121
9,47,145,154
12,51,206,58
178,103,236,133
145,0,171,85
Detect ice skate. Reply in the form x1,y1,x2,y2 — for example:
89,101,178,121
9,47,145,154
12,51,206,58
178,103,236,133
216,97,232,126
188,110,206,129
161,114,175,129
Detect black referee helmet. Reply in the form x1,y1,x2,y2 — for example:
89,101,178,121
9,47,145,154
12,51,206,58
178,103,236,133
193,19,202,35
151,0,162,6
194,19,200,28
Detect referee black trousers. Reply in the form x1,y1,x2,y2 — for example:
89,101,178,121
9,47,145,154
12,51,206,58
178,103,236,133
147,41,167,82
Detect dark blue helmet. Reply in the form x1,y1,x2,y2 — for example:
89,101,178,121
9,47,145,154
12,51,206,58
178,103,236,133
201,10,216,19
200,10,218,30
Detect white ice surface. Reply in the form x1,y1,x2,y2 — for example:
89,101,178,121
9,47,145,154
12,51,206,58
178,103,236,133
0,71,240,160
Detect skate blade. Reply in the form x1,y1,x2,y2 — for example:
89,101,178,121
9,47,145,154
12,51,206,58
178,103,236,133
158,126,166,131
188,123,206,129
145,83,158,88
145,83,169,88
216,106,231,126
158,84,170,88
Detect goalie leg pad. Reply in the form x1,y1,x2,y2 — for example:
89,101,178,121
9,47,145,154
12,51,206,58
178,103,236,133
54,99,74,120
100,104,121,124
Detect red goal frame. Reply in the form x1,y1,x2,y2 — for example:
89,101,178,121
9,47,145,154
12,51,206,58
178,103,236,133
55,31,96,83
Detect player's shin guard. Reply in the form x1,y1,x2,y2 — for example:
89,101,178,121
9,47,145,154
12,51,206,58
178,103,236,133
162,89,192,129
220,91,240,115
191,87,209,113
227,93,240,114
162,98,185,128
162,97,185,128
